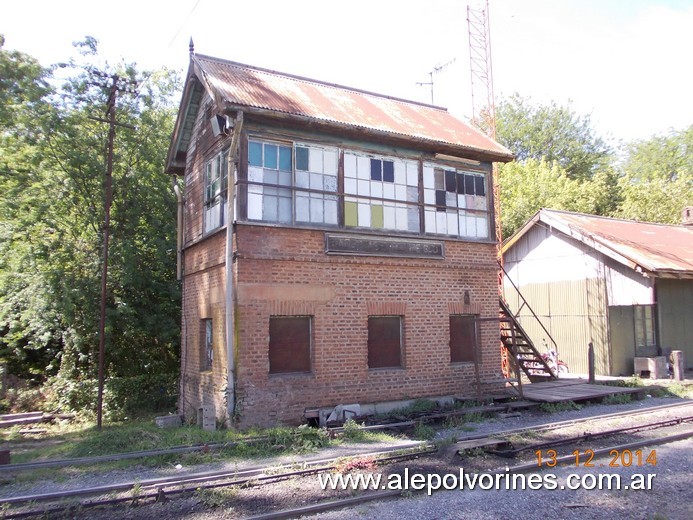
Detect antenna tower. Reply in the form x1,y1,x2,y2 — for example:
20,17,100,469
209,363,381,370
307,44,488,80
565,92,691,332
467,1,509,376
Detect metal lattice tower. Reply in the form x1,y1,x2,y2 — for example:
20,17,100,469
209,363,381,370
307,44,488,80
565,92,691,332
467,1,509,377
467,1,496,139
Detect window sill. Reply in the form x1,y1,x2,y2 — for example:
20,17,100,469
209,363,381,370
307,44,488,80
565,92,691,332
368,366,405,372
269,371,313,379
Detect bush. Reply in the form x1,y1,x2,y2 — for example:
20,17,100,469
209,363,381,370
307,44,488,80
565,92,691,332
42,373,177,420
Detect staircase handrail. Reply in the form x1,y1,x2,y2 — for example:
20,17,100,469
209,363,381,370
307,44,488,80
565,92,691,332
499,260,559,354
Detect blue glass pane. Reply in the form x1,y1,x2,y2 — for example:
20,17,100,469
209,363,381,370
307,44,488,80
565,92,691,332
383,161,394,182
249,141,262,167
279,146,292,171
370,159,382,181
296,147,309,171
264,144,278,169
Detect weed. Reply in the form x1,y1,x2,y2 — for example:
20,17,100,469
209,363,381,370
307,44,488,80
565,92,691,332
196,486,238,508
623,375,644,388
602,394,632,405
412,423,436,440
539,401,582,413
342,419,369,442
458,447,485,457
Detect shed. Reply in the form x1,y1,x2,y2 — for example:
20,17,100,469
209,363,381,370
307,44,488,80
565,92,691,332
502,209,693,376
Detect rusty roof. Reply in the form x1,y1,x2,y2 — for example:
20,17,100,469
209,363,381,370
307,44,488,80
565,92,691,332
503,209,693,278
190,53,513,161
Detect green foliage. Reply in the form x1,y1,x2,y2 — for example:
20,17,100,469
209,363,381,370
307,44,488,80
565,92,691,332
499,159,620,237
0,37,182,403
42,373,177,420
539,400,582,413
602,393,632,405
496,93,612,180
342,418,369,442
616,126,692,224
412,423,436,440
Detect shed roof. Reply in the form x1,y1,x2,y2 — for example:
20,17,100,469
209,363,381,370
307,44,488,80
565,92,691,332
502,209,693,278
166,53,513,173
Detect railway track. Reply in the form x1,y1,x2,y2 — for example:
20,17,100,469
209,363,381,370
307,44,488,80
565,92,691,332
2,401,691,518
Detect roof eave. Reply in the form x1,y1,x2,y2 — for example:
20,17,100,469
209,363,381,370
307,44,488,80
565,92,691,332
220,102,514,163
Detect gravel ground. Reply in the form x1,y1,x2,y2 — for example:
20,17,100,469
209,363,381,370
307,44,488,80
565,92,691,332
311,437,692,520
3,395,691,519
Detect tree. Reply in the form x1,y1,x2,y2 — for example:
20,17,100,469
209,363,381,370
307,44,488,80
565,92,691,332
496,93,612,180
499,159,620,238
0,38,181,386
616,126,692,224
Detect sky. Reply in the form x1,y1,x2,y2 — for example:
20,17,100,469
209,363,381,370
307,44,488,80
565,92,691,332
3,0,692,144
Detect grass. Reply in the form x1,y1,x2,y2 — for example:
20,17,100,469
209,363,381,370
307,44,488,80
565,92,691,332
621,375,693,399
602,393,633,405
539,400,582,413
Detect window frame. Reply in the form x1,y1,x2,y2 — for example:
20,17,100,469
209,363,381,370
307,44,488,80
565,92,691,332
634,304,657,354
203,149,229,233
422,163,491,239
367,315,404,369
239,135,494,242
269,315,313,375
245,138,340,227
200,318,213,372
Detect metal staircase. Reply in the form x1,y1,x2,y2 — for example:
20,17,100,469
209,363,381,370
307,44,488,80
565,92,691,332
500,298,556,383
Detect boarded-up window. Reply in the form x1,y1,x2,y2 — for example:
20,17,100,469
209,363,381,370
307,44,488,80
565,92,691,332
200,319,213,371
368,316,403,369
269,316,312,374
450,315,477,363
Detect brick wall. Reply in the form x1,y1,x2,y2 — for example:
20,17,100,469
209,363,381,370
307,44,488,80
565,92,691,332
231,224,502,427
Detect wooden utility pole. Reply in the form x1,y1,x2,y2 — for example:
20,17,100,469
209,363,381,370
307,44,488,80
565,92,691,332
88,71,136,430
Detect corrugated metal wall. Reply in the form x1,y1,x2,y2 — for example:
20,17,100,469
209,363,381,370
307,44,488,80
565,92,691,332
657,278,693,369
504,223,654,376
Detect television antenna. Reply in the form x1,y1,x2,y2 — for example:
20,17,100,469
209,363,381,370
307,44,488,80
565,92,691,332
416,58,456,105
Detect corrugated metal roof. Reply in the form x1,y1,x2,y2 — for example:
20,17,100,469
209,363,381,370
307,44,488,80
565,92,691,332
192,54,513,160
503,209,693,277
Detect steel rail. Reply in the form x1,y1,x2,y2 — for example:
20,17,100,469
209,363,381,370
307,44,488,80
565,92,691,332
0,443,430,507
1,447,437,519
456,400,693,442
241,428,693,520
488,415,692,457
0,436,272,473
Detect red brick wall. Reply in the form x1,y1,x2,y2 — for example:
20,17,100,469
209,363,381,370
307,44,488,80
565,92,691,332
231,224,502,427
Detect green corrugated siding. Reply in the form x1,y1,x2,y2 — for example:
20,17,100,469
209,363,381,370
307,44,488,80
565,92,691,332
513,279,610,375
657,279,693,369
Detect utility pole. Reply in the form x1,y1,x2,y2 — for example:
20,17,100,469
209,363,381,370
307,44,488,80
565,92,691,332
88,71,137,430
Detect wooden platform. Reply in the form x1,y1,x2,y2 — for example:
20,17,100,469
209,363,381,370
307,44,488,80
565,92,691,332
516,380,643,403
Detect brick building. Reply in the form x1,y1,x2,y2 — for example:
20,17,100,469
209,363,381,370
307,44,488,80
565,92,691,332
165,50,514,428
